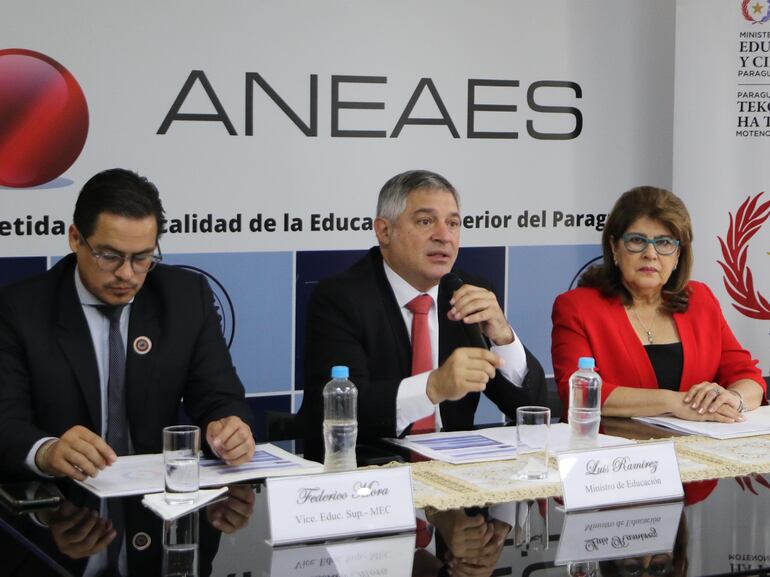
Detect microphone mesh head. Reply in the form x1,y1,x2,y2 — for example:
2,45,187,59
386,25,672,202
440,272,464,294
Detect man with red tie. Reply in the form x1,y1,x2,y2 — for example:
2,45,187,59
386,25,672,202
301,170,546,463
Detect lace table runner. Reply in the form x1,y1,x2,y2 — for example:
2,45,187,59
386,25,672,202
407,434,770,510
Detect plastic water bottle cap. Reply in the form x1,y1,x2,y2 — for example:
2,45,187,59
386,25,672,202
577,357,595,369
331,365,349,379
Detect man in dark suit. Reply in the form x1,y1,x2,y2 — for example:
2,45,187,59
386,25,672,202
302,170,546,462
0,168,255,481
0,487,227,576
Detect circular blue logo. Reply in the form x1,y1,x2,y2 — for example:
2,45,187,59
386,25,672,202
568,256,603,290
175,265,236,348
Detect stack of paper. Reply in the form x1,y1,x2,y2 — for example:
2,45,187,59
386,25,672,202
633,405,770,439
76,443,324,498
386,422,633,465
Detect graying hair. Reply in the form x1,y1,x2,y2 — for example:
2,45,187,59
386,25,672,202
376,170,460,221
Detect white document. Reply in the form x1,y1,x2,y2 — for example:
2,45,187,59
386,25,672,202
386,423,633,465
633,405,770,439
76,443,324,498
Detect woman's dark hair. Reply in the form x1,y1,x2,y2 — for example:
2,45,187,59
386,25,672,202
579,186,693,312
73,168,165,239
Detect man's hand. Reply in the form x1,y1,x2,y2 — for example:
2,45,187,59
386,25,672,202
36,426,116,481
39,500,116,559
444,518,510,577
427,348,502,404
427,509,493,558
206,416,256,465
206,484,256,534
447,284,513,346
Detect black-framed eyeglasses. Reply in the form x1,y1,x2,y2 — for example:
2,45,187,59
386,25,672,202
80,235,162,273
621,233,680,256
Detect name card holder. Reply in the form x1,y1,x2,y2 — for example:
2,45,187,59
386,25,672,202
265,465,415,545
267,533,415,577
554,501,683,565
557,441,683,512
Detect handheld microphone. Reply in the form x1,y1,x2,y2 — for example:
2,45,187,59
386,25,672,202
440,272,489,350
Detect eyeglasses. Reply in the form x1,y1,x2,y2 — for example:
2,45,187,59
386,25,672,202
80,235,162,273
621,233,680,256
618,554,674,576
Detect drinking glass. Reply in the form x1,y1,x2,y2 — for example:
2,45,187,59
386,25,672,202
163,425,200,504
515,406,550,480
163,511,199,577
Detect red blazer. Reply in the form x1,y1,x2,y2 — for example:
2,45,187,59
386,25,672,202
551,281,765,412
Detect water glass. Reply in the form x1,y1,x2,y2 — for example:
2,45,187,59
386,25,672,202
163,511,199,577
515,406,550,480
513,499,549,551
163,425,200,504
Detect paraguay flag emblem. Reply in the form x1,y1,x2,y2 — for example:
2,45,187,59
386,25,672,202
743,0,770,23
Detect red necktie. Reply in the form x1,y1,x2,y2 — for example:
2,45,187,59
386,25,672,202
414,517,433,548
407,294,435,434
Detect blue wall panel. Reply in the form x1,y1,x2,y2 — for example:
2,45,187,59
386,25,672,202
507,244,602,376
162,252,293,395
0,256,47,288
5,245,607,434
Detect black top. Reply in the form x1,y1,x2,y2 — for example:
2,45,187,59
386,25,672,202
644,342,684,391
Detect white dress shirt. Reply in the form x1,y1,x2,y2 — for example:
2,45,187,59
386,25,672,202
385,262,529,435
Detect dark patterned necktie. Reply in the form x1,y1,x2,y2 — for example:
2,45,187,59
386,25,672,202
95,304,129,456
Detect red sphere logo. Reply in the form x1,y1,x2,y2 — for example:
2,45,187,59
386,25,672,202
0,49,89,188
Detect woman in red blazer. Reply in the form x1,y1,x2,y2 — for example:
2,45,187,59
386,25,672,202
551,186,765,421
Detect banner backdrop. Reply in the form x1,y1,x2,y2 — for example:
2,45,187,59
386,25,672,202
673,0,770,382
1,1,682,431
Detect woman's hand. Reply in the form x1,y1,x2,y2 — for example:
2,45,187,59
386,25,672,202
676,383,743,422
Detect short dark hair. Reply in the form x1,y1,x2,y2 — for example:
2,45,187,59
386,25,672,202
73,168,165,240
579,186,693,312
376,169,460,220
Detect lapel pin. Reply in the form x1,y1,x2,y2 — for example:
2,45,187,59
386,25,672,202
133,336,152,355
132,531,151,551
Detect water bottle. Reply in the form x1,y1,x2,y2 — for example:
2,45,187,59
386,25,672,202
323,365,358,472
568,357,602,449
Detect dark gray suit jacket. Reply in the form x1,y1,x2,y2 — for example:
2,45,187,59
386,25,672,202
0,254,253,480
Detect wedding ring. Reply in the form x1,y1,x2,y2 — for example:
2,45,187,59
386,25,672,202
712,387,722,395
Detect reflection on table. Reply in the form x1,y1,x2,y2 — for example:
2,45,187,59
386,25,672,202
1,421,770,576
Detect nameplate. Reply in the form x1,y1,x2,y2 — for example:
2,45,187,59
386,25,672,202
554,501,683,565
268,533,414,577
265,466,415,545
557,441,683,511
